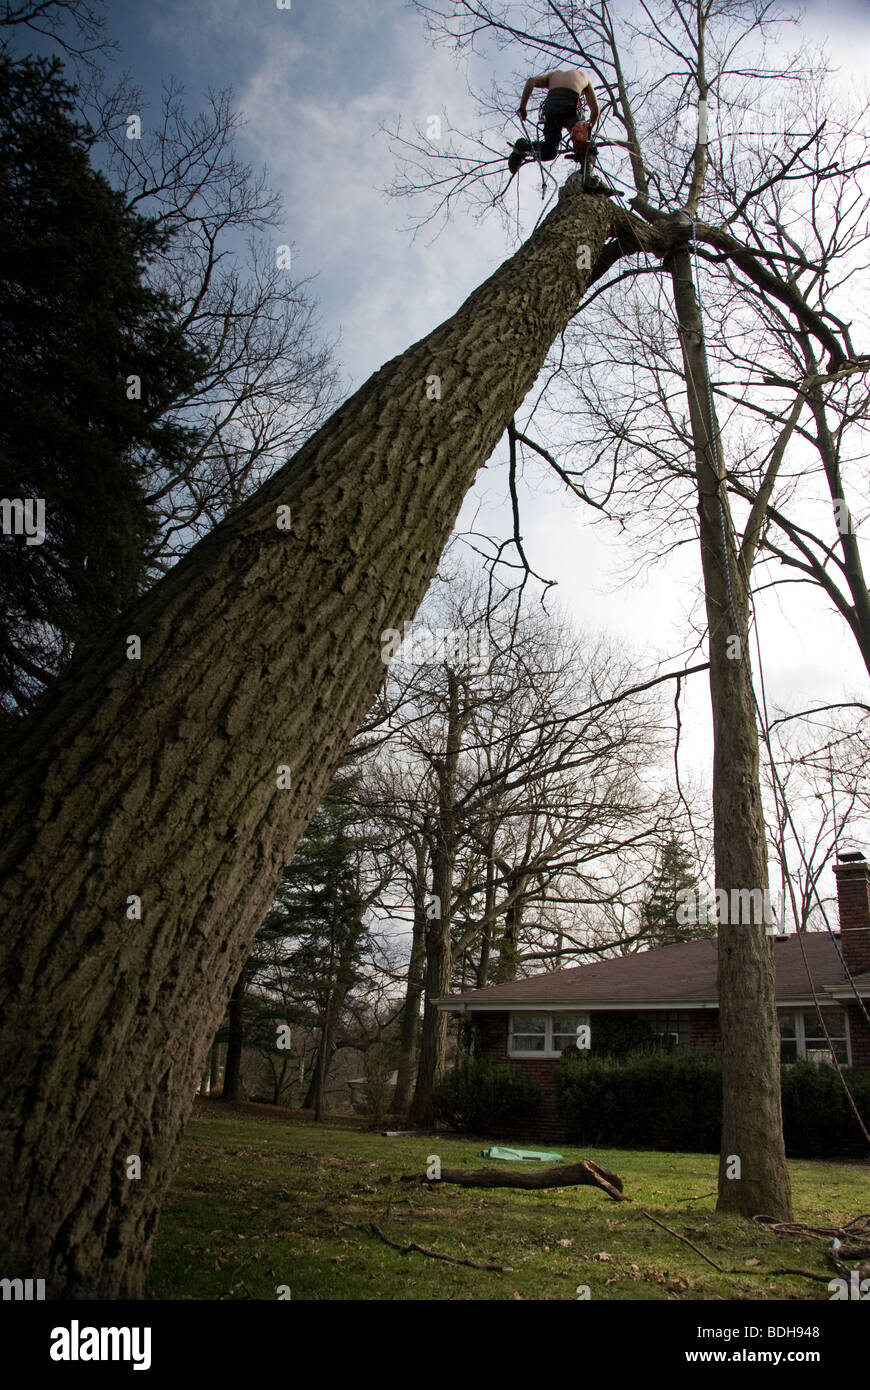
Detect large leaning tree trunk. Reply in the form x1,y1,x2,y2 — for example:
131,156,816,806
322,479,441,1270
0,173,618,1297
670,246,792,1221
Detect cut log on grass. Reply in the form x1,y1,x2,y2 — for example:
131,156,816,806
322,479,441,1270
401,1159,626,1202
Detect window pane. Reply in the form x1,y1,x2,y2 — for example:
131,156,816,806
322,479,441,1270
803,1010,846,1040
780,1039,798,1064
643,1011,687,1040
511,1015,545,1034
510,1034,545,1051
638,1012,693,1048
805,1047,836,1067
778,1014,796,1038
552,1015,584,1033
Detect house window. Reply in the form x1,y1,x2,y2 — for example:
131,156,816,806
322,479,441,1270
509,1013,588,1057
779,1010,849,1066
637,1010,688,1047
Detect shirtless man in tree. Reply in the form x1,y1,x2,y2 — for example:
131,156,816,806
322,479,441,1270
509,66,600,176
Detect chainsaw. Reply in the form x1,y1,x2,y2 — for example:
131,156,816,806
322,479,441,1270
567,119,599,188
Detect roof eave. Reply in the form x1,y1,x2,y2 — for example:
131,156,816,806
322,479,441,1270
436,986,859,1013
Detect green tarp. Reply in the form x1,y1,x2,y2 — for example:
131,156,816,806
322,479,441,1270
480,1146,564,1162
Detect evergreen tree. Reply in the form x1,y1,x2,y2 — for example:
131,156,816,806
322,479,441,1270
0,49,206,717
641,836,714,945
254,772,369,1119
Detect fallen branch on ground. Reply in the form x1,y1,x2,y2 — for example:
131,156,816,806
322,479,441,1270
400,1159,626,1201
643,1210,839,1285
753,1212,870,1242
639,1209,727,1272
370,1223,512,1272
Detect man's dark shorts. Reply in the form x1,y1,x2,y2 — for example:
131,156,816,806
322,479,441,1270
537,87,581,161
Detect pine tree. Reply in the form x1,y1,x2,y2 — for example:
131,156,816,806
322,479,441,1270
641,836,714,945
0,50,206,717
255,773,368,1119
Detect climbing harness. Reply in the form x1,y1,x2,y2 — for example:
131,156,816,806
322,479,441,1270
512,105,611,196
519,112,556,200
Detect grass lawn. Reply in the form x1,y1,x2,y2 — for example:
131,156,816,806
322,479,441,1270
145,1098,868,1301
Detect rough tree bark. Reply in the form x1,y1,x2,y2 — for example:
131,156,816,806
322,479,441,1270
0,174,618,1296
669,245,792,1221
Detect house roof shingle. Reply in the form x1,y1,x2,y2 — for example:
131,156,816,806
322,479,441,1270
439,933,861,1010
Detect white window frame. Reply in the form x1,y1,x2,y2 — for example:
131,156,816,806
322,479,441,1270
778,1009,851,1067
508,1012,589,1058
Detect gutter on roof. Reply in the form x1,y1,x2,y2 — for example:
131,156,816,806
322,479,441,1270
436,999,722,1012
437,992,858,1013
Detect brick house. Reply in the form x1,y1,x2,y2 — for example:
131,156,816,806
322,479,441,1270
437,853,870,1142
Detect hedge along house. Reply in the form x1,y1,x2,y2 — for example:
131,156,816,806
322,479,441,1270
437,853,870,1143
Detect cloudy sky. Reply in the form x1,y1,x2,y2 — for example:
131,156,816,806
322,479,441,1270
34,1,870,823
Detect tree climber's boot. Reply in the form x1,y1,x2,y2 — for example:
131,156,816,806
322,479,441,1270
508,138,532,174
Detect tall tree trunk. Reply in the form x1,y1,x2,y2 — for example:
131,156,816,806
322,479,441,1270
0,176,617,1296
494,880,527,983
208,1038,222,1093
410,668,468,1125
670,246,792,1221
313,994,331,1122
411,861,451,1127
475,825,497,987
302,1042,320,1111
801,338,870,675
221,970,246,1103
271,1056,288,1107
393,842,428,1114
308,984,355,1115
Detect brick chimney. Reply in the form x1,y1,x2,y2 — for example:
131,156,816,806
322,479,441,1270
833,852,870,977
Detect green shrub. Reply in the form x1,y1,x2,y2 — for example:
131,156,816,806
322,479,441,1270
433,1060,541,1134
781,1061,870,1157
555,1049,721,1151
592,1014,665,1058
555,1049,870,1156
